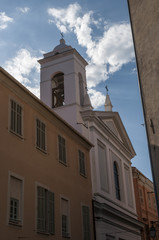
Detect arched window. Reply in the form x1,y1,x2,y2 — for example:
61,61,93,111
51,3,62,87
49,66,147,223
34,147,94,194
52,73,64,108
113,162,120,200
79,73,84,106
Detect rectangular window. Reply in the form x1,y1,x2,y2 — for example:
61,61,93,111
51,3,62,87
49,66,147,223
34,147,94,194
148,193,151,208
61,197,70,237
36,119,46,152
58,135,66,164
10,198,19,221
9,175,23,225
79,150,86,176
37,186,54,234
139,189,144,204
10,99,22,136
153,196,157,210
82,206,90,240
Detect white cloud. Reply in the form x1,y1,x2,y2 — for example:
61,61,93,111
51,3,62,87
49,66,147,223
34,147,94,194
4,49,40,98
88,88,105,109
48,3,134,109
16,7,30,14
0,12,13,29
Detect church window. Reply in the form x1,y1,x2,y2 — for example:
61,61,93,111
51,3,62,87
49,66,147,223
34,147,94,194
79,73,84,106
113,161,120,200
52,73,64,108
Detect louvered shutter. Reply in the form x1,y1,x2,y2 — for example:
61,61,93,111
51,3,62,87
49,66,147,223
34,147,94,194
48,191,54,234
37,186,46,232
82,206,90,240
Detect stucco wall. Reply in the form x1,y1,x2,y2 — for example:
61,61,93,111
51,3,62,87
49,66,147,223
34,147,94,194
128,0,159,213
0,68,94,240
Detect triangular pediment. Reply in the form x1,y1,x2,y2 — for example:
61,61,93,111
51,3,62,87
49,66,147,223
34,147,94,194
96,111,136,157
102,119,122,141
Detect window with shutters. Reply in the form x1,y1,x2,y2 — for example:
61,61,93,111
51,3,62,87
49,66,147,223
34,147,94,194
10,99,23,137
58,135,66,165
61,197,70,238
36,119,46,152
79,150,86,177
82,205,90,240
9,175,23,225
37,186,54,235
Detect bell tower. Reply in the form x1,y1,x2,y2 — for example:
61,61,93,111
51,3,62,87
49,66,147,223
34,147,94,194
38,38,92,135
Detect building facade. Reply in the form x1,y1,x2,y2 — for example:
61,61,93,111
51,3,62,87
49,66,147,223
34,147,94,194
39,38,143,239
127,0,159,215
0,67,94,240
132,167,159,239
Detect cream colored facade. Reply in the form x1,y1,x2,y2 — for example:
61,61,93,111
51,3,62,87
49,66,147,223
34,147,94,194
127,0,159,215
0,67,94,240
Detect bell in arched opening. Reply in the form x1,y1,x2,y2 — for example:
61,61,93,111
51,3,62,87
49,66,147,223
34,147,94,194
52,73,64,108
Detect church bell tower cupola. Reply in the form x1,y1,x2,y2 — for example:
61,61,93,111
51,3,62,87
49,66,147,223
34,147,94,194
38,38,92,135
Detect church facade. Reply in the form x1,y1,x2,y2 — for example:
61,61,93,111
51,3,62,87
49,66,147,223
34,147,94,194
39,38,143,239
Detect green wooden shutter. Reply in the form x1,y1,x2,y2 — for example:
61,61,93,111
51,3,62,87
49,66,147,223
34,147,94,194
37,186,46,232
82,206,90,240
48,191,54,234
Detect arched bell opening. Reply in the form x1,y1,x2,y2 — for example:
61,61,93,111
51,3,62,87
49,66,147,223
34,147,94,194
52,73,64,108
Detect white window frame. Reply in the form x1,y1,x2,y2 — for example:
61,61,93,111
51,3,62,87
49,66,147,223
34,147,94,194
9,98,23,137
8,172,24,226
60,196,70,238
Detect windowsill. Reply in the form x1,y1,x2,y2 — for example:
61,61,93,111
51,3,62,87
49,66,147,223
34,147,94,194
9,219,22,227
36,146,47,154
59,160,67,167
80,173,87,178
37,231,54,236
10,130,23,139
62,233,70,238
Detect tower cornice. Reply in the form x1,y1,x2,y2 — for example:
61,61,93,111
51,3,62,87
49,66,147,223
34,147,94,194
38,48,88,67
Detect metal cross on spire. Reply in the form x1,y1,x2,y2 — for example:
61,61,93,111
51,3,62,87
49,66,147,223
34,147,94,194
60,32,64,39
105,85,109,94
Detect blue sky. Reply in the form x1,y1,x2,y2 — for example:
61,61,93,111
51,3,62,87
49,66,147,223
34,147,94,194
0,0,152,180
